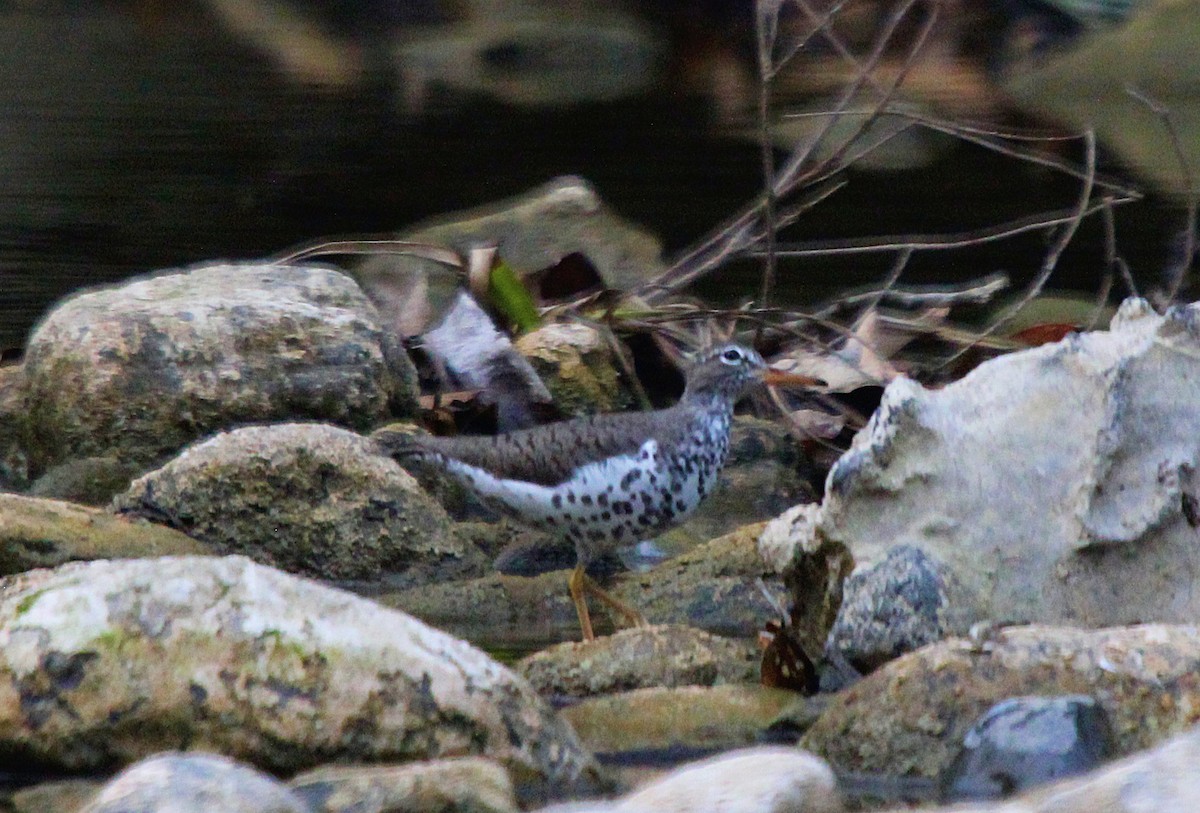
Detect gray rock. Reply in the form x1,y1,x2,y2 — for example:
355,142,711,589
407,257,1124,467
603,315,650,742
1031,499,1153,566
21,261,417,478
113,423,484,585
827,546,982,673
995,721,1200,813
939,695,1115,802
0,555,601,792
290,757,517,813
802,624,1200,779
81,752,306,813
769,298,1200,627
517,624,758,699
0,492,207,575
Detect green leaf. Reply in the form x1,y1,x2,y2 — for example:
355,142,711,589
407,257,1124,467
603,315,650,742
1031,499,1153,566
488,259,541,333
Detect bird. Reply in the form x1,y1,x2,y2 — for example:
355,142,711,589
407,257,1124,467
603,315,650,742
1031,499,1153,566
376,342,819,641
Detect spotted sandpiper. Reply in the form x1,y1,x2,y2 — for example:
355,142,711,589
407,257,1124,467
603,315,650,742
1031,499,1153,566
376,343,818,641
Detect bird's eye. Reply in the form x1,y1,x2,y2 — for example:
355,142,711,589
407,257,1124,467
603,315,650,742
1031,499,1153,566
720,348,744,365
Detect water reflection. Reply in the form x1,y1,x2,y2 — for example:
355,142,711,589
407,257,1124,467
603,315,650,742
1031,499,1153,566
0,0,1196,351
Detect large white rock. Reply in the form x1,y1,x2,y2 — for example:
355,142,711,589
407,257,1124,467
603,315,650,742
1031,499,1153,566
0,556,599,793
765,298,1200,626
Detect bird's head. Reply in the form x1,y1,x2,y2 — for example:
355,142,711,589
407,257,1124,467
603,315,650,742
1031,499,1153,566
682,343,820,402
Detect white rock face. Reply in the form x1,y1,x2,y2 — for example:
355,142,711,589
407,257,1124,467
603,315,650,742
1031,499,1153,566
771,299,1200,625
0,556,598,792
21,262,416,475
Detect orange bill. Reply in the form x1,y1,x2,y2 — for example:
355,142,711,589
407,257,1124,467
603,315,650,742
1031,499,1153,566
762,369,824,387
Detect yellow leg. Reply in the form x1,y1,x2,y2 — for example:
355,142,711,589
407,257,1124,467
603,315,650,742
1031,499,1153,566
568,567,648,641
568,565,596,642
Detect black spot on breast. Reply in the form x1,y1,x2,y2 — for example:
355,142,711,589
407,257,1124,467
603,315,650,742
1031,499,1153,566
568,493,577,504
601,511,611,521
552,494,562,508
581,495,593,506
620,470,642,489
597,494,608,506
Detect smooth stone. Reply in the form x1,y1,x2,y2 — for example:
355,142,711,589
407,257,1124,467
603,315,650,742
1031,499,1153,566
768,298,1200,627
0,555,601,792
81,751,307,813
561,684,802,756
802,624,1200,779
0,492,207,575
21,261,416,478
517,624,758,700
827,545,982,674
289,757,517,813
112,423,483,586
614,746,843,813
939,695,1115,802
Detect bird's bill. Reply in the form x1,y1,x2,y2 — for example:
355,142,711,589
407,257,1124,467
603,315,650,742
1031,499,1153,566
762,369,823,388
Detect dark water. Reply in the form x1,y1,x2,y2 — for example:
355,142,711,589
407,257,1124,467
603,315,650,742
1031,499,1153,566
0,2,1194,352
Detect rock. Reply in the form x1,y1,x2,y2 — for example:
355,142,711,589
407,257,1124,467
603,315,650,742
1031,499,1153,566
353,176,667,339
612,523,795,639
827,546,982,674
289,757,517,813
614,746,843,813
561,685,801,755
515,323,632,417
382,570,582,646
517,625,758,699
27,457,139,506
21,262,417,478
772,299,1200,627
0,493,207,575
112,423,483,585
758,509,854,654
938,695,1116,802
390,522,798,644
987,722,1200,813
0,555,601,792
80,752,307,813
801,624,1200,778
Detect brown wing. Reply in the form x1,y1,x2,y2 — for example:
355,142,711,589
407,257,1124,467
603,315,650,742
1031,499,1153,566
404,406,689,487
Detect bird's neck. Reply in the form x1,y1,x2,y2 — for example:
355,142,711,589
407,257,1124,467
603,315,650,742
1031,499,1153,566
680,389,736,415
